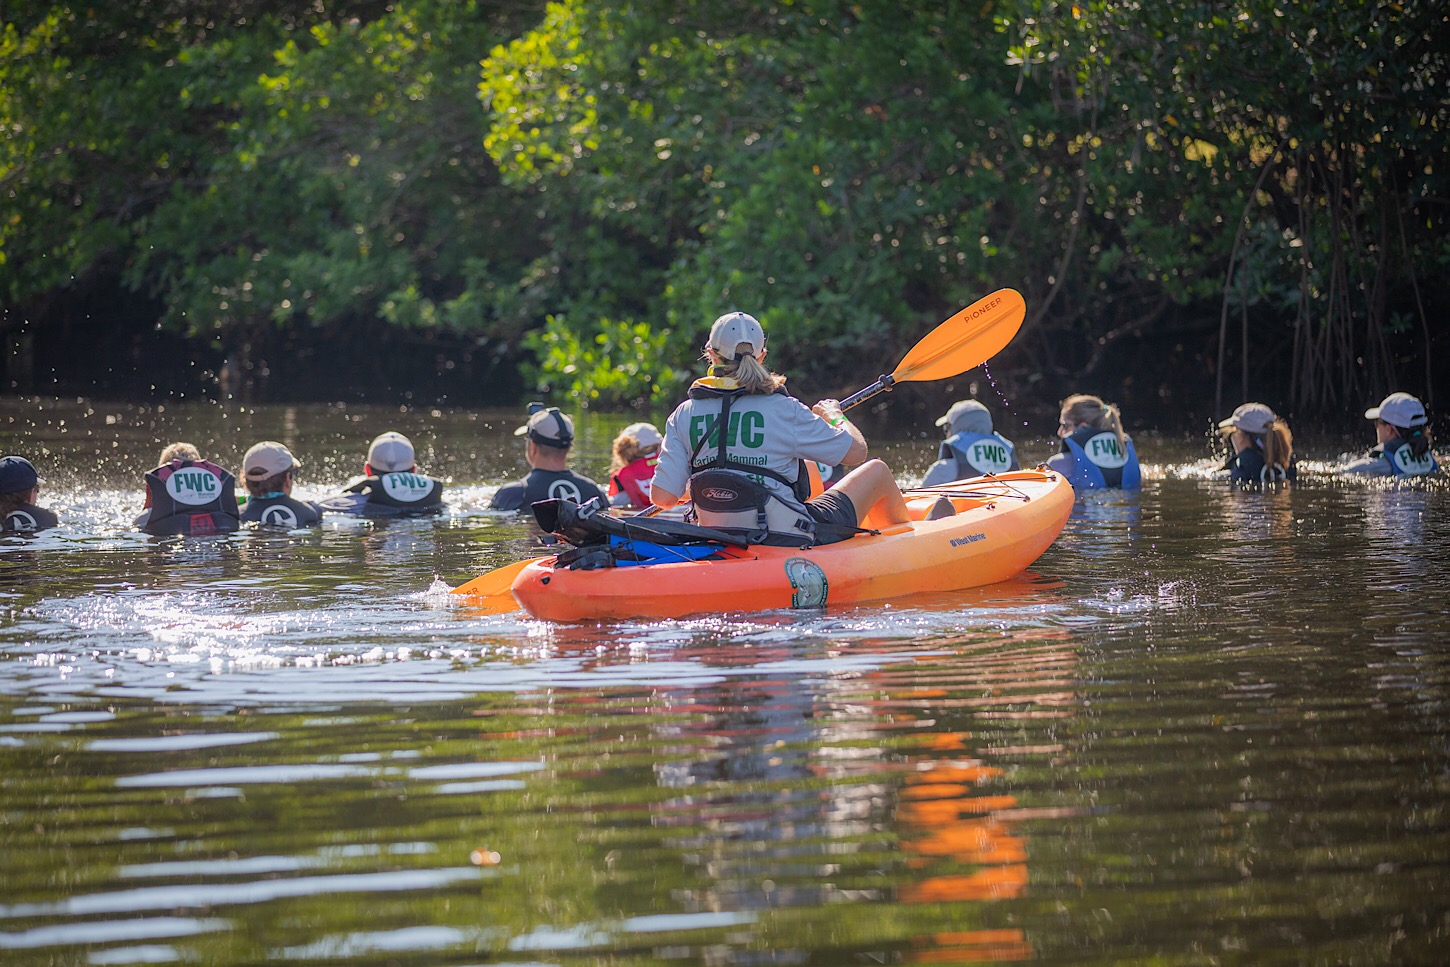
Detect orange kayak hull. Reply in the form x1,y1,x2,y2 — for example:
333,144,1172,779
509,470,1073,622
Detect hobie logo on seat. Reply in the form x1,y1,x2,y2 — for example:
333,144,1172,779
700,485,741,501
1084,432,1129,469
381,472,432,502
166,468,221,506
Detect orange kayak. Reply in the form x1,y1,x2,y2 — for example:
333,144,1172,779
507,470,1073,622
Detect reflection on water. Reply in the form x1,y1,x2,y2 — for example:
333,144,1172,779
2,400,1449,964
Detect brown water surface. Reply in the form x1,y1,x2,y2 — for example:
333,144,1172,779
2,399,1447,965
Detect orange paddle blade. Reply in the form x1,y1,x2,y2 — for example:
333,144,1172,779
892,288,1026,384
450,556,547,606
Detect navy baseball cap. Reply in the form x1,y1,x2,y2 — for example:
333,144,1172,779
0,455,39,493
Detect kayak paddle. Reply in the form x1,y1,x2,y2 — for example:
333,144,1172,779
453,287,1027,610
451,555,544,604
837,288,1025,411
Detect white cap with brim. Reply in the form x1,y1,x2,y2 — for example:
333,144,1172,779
1217,402,1277,435
935,399,993,435
620,422,663,449
515,407,575,448
367,431,415,472
243,441,298,479
1364,392,1427,429
708,312,765,361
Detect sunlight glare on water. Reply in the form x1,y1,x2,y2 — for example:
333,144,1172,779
2,399,1448,965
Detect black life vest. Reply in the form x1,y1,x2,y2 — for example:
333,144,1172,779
3,502,58,534
142,460,241,536
347,473,445,517
241,494,323,528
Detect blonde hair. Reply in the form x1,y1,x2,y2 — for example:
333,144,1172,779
1061,394,1127,451
1219,418,1295,475
158,442,201,465
709,346,787,395
609,431,660,475
1261,420,1294,474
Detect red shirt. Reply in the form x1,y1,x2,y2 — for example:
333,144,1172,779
608,456,658,508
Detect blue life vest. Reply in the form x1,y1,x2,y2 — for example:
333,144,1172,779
1380,438,1439,478
1224,444,1296,486
142,460,241,536
1060,426,1141,490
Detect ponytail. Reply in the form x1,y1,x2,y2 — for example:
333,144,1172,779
716,350,787,395
1262,420,1294,473
1061,393,1126,451
1401,424,1433,459
1100,402,1127,453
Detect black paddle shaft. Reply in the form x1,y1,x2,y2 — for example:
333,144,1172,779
838,373,896,412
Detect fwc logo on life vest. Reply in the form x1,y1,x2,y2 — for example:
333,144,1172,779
382,472,432,502
1084,432,1129,469
968,441,1013,473
1392,449,1435,476
166,468,221,505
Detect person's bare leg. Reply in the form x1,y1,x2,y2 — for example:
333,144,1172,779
832,459,910,527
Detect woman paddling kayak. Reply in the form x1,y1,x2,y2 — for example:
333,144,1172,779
649,311,911,545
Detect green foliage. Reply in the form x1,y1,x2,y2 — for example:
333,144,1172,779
3,0,1445,408
521,313,688,407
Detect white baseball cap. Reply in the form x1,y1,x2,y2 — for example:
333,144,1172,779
620,422,662,449
1217,402,1277,435
367,431,416,472
708,311,765,360
935,399,993,435
243,441,298,479
1364,392,1427,429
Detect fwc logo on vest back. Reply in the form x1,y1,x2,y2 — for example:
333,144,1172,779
1392,449,1435,476
968,441,1013,472
166,468,221,505
1085,432,1129,469
382,472,431,502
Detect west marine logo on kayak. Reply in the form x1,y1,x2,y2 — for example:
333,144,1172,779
689,412,765,449
381,472,432,502
166,467,221,506
950,532,987,548
1083,432,1129,469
